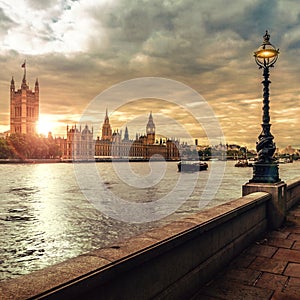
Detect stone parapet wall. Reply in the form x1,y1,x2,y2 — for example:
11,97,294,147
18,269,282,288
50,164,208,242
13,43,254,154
286,177,300,210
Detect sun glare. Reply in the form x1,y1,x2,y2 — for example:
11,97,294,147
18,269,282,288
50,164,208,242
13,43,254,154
37,115,53,136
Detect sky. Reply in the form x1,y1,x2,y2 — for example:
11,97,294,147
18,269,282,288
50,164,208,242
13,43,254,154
0,0,299,149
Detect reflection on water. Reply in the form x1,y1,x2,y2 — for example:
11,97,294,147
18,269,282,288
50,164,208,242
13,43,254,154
0,161,299,280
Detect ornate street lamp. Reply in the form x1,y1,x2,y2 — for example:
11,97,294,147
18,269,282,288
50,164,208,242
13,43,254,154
250,30,280,183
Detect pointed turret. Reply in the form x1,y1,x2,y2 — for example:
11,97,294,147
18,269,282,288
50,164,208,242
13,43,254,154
124,126,129,140
21,60,27,88
146,112,155,144
34,78,39,103
104,108,110,124
101,109,112,140
35,78,39,89
10,61,39,134
146,112,155,133
10,77,15,92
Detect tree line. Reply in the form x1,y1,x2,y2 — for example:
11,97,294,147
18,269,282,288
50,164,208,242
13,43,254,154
0,134,61,159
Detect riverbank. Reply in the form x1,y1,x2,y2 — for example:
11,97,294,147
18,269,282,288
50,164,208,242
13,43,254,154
0,158,61,164
0,158,180,164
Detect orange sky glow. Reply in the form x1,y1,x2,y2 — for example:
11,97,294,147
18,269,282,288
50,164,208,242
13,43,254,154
0,0,299,149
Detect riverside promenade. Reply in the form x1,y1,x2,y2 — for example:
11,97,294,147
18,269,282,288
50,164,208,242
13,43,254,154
192,202,300,299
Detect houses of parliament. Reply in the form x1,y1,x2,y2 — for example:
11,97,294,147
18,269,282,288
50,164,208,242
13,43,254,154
10,63,39,135
9,65,180,161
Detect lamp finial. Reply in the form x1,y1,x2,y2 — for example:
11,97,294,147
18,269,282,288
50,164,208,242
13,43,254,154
263,30,270,44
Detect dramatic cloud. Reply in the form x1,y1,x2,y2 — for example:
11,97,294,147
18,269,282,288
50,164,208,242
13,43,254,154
0,0,299,148
0,7,15,37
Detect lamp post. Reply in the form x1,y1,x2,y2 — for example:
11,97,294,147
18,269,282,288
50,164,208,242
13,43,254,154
243,31,286,228
250,31,280,183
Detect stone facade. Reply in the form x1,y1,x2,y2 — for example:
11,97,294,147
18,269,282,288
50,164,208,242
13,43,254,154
56,112,180,161
57,125,94,161
10,65,39,134
95,111,180,160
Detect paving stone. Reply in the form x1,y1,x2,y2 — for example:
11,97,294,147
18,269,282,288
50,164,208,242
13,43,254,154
271,290,300,299
249,257,287,274
258,268,300,299
228,253,256,269
255,272,288,291
222,268,261,285
246,244,278,258
197,279,273,300
274,248,300,263
285,277,300,293
191,202,300,299
286,217,300,226
284,263,300,278
281,226,300,234
267,231,290,239
193,202,300,299
288,233,300,241
292,241,300,250
292,226,300,233
266,237,294,249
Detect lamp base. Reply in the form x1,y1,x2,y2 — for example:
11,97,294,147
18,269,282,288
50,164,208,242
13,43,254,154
249,162,280,183
242,180,286,228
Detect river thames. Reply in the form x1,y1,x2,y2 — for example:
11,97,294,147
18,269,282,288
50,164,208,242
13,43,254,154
0,160,299,280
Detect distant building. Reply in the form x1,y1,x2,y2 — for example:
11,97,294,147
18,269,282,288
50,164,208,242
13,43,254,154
95,111,180,160
280,145,296,155
10,63,39,134
55,111,180,161
57,124,94,160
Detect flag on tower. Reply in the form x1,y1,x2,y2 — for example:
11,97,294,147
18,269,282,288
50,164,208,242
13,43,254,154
21,61,26,68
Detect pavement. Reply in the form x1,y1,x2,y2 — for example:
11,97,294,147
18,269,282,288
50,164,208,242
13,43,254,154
192,203,300,300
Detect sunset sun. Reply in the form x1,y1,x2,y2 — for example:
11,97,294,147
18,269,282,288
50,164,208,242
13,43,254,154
37,115,53,136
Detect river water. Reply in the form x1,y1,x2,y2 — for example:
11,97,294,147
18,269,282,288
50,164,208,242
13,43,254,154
0,160,299,280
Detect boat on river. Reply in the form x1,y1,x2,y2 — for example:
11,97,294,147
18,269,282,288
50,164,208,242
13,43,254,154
177,161,208,172
234,160,253,167
278,157,293,164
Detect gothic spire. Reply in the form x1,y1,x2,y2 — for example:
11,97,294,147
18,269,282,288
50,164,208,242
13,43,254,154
102,108,112,140
21,60,26,84
124,126,129,140
146,111,155,132
104,108,110,124
10,76,15,93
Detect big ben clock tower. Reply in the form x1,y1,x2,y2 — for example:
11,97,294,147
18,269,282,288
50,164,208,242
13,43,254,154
146,112,155,144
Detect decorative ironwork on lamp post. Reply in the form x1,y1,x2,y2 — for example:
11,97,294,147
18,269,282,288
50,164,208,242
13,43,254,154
250,30,280,183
